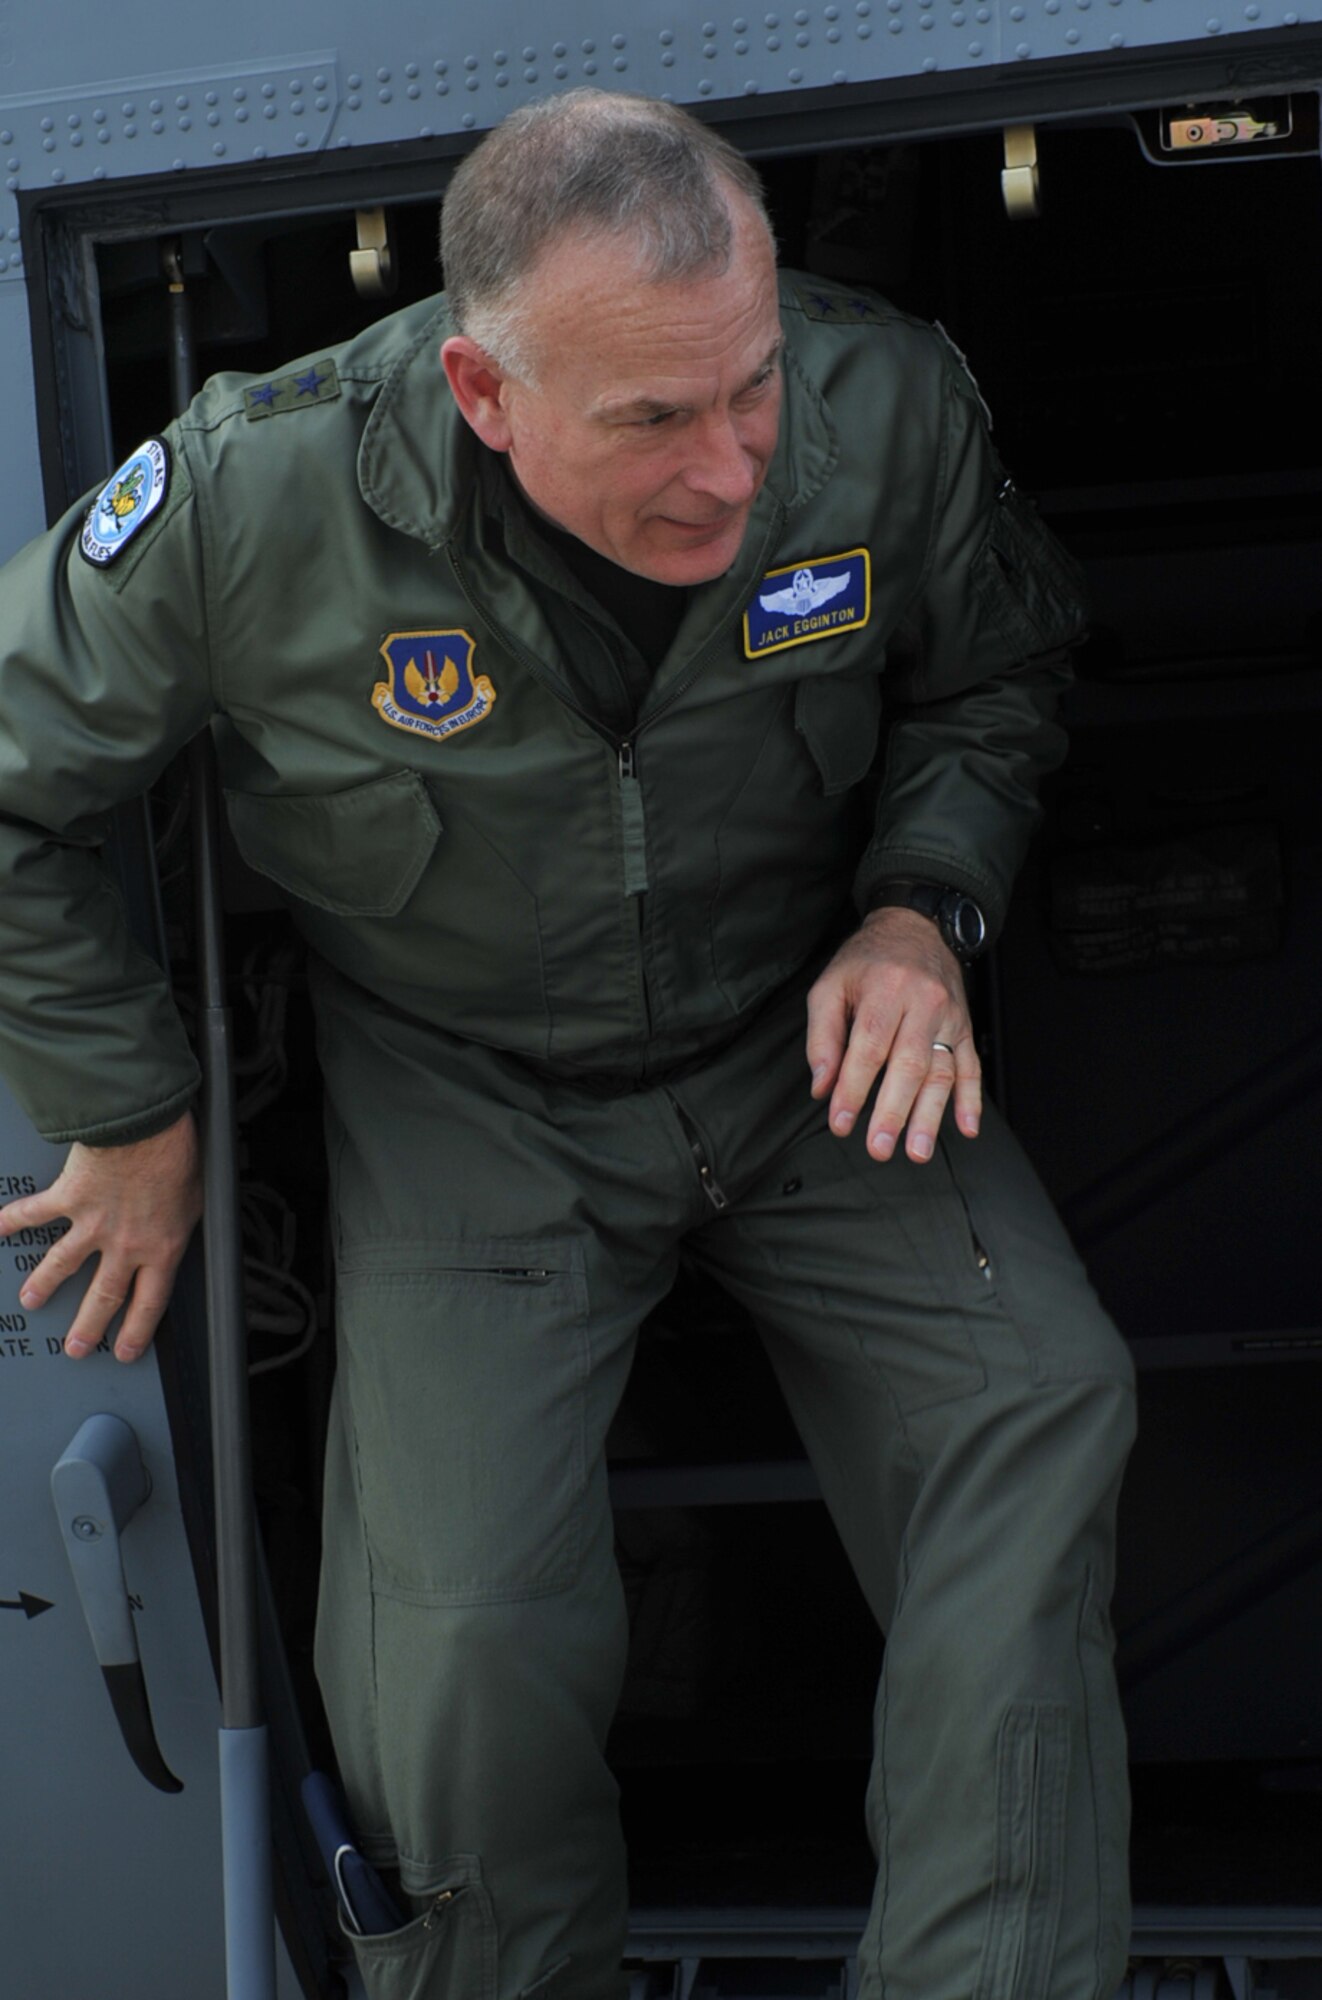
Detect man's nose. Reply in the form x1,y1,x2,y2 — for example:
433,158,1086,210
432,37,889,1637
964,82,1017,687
682,413,759,507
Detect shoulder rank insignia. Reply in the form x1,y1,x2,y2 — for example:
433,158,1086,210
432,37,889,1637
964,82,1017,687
79,439,170,568
793,281,887,327
372,631,497,742
243,359,341,420
743,548,871,659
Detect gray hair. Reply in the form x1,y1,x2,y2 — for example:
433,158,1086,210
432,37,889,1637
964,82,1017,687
440,89,773,379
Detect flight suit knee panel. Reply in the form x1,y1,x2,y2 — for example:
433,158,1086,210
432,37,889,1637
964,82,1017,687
972,1700,1072,2000
1075,1564,1133,1999
864,1558,1130,2000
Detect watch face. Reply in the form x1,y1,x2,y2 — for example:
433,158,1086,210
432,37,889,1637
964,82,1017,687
878,883,986,958
944,891,987,959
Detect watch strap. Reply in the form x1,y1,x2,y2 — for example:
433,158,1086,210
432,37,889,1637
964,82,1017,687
871,880,988,962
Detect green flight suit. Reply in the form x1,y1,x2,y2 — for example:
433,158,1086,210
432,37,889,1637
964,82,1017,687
0,275,1135,2000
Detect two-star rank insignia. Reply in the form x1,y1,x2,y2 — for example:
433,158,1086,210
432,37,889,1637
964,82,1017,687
743,548,871,659
372,630,498,742
243,360,341,419
793,281,887,327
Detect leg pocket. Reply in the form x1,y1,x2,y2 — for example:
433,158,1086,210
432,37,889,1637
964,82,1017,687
701,1122,989,1415
939,1104,1135,1389
836,1132,989,1413
345,1856,497,2000
336,1241,590,1604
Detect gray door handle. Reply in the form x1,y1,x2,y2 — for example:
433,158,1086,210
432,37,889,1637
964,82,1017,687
51,1413,183,1793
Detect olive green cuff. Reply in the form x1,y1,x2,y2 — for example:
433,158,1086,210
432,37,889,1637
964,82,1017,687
41,1076,200,1149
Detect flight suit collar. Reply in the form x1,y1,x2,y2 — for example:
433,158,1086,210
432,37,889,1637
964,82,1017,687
356,288,840,558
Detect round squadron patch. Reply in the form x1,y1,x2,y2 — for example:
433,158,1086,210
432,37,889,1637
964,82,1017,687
79,439,170,567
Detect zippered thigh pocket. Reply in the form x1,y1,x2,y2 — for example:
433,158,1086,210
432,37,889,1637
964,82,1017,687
344,1856,497,2000
336,1243,590,1604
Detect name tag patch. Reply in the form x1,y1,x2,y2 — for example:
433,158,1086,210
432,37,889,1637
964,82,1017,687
743,548,870,659
372,630,497,742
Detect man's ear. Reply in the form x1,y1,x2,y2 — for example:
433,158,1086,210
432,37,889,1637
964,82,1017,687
441,336,516,452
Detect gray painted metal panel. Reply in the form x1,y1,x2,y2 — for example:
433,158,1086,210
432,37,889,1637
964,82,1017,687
0,1078,300,1997
0,0,1316,215
0,278,42,550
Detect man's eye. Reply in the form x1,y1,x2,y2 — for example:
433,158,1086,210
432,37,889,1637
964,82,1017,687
641,409,676,428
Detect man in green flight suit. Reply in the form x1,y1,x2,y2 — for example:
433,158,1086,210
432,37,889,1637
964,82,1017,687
0,89,1134,2000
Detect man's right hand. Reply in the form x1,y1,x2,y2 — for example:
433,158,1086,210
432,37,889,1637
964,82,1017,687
0,1110,202,1363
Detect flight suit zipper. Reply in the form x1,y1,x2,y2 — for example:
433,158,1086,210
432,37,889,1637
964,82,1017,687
617,740,648,896
447,546,603,738
618,739,652,1036
627,501,785,734
446,497,785,746
665,1090,730,1213
445,519,781,1049
421,1885,466,1932
448,547,662,1030
452,1267,553,1282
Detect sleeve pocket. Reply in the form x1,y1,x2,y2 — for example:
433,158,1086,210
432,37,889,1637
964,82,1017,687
794,674,883,796
975,482,1091,658
224,769,442,916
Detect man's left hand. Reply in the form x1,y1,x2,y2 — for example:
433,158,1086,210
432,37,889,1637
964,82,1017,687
805,907,981,1162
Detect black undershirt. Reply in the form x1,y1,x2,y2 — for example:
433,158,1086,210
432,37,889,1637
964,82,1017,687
537,516,690,696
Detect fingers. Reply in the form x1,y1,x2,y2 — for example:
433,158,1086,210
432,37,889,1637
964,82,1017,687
14,1220,88,1315
4,1221,149,1362
0,1197,85,1322
0,1117,201,1364
859,1025,978,1163
826,977,973,1159
872,1031,981,1162
0,1183,73,1242
112,1269,175,1365
831,995,926,1145
875,1038,958,1162
951,1038,983,1140
61,1257,132,1360
808,910,986,1164
804,971,850,1100
63,1262,173,1363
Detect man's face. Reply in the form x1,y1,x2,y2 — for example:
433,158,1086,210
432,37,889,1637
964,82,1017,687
476,196,783,586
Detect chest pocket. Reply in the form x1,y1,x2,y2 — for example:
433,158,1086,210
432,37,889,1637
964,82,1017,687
224,769,441,916
794,674,883,795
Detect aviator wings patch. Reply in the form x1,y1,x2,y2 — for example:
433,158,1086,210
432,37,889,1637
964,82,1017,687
759,569,852,617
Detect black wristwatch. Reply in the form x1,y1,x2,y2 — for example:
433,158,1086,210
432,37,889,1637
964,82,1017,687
872,880,988,964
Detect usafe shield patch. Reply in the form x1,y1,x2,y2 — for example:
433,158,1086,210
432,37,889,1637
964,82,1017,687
79,439,170,567
372,631,497,742
243,360,341,419
743,548,871,659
